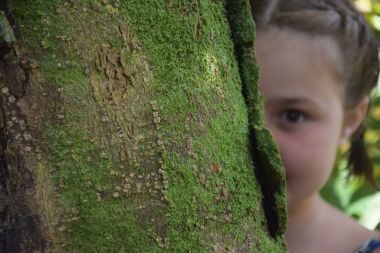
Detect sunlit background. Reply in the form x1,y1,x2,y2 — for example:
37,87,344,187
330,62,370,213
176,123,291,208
320,0,380,231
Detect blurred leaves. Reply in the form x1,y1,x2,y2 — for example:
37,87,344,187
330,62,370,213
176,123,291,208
356,0,380,36
346,192,380,229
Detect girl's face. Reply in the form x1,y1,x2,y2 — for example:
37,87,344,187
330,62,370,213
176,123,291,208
255,29,362,211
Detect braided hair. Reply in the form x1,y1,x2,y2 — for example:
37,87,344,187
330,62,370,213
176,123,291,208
251,0,379,186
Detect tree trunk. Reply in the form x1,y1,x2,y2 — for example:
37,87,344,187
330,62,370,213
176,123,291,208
0,0,287,252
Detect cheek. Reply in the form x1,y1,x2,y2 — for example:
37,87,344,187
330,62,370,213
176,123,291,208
271,127,340,197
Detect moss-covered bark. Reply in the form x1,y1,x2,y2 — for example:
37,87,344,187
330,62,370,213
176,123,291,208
0,0,287,252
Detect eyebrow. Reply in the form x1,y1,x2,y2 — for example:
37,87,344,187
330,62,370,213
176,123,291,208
264,97,322,109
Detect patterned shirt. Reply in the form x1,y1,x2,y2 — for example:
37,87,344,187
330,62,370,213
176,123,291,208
355,237,380,253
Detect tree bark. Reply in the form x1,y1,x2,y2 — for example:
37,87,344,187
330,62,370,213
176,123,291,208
0,0,287,252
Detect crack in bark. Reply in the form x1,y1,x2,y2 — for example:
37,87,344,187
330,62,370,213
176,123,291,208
225,0,286,238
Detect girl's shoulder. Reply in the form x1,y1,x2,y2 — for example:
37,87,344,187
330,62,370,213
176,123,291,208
340,217,380,253
322,202,380,252
355,237,380,253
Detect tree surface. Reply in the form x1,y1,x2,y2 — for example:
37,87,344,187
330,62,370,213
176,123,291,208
0,1,287,252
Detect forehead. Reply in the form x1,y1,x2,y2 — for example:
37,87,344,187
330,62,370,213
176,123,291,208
255,27,345,105
256,27,342,75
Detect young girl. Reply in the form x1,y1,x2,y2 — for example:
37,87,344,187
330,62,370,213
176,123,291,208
252,0,380,252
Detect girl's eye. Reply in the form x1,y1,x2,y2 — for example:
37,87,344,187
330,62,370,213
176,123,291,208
280,110,305,124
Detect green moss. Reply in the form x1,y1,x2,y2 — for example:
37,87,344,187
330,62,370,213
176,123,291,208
10,0,162,251
47,126,159,252
10,0,286,251
123,0,286,251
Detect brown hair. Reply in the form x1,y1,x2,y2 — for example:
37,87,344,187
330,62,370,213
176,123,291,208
251,0,379,185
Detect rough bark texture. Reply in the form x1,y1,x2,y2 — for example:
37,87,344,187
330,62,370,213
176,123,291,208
0,0,287,252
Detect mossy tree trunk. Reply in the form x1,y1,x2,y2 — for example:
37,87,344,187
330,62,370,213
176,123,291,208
0,0,287,252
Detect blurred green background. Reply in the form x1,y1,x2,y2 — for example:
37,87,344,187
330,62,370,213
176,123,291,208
320,0,380,231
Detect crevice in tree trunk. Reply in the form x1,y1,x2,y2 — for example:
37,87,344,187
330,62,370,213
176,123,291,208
226,0,287,239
